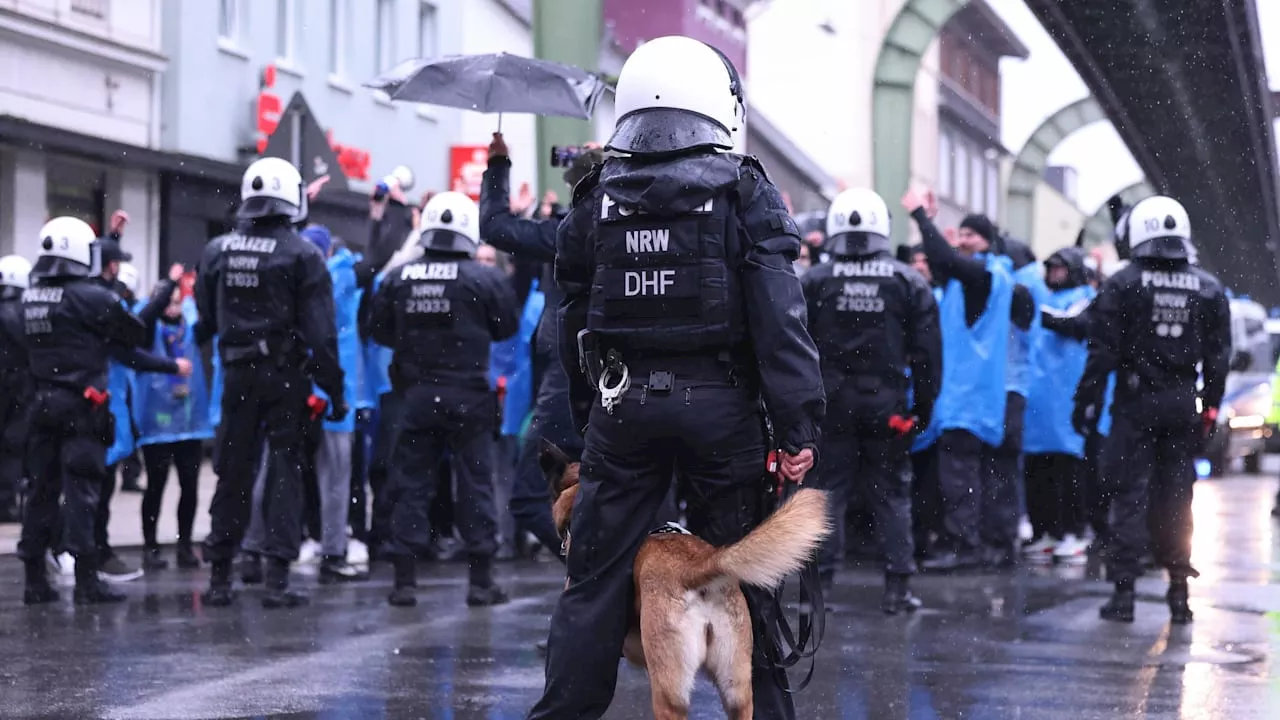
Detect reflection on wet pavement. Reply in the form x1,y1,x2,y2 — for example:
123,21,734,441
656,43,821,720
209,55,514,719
2,476,1279,719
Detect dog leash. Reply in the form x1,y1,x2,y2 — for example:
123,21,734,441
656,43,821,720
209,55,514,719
764,450,827,693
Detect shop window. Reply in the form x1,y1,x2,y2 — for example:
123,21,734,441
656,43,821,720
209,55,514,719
969,148,985,214
46,160,106,235
986,158,1000,219
954,141,969,208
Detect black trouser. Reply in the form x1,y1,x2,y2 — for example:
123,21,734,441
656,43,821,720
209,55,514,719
298,415,323,542
0,370,30,513
96,462,119,560
18,387,111,571
1105,413,1199,584
1084,431,1111,544
817,413,916,578
911,445,941,555
530,362,794,720
429,453,455,543
364,391,402,552
984,392,1025,553
140,439,203,547
121,451,143,487
1025,453,1085,541
383,384,499,560
509,362,578,559
204,360,310,563
348,413,370,540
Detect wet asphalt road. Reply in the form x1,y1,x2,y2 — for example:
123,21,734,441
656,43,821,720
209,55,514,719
3,474,1280,719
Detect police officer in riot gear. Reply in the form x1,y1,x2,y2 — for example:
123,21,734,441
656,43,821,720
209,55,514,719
0,254,31,523
529,35,825,720
369,191,518,608
17,217,150,605
801,188,940,613
1073,195,1230,624
195,156,347,609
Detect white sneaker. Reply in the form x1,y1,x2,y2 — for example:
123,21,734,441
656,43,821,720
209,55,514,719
347,538,369,565
1053,534,1089,565
1017,516,1034,542
298,539,322,565
1022,536,1056,562
54,551,77,577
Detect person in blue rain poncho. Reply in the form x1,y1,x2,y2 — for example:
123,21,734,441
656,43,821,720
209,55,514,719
241,226,370,584
901,187,1036,572
98,260,191,584
1021,247,1096,565
134,282,214,572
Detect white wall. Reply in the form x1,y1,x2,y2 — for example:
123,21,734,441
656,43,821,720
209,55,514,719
747,0,939,190
0,15,162,147
457,0,538,195
1031,182,1086,259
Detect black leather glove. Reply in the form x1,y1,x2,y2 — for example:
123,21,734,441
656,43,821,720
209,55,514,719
326,397,350,423
1071,401,1098,438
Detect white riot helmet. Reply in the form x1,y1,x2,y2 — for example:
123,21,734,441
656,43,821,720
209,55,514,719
1127,195,1191,260
0,255,32,291
32,216,100,280
419,191,480,257
825,188,891,257
239,157,307,223
608,35,744,155
116,262,140,297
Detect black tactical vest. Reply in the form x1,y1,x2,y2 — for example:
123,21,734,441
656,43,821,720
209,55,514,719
586,185,744,355
810,254,909,388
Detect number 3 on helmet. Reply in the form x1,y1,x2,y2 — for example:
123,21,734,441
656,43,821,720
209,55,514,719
239,157,307,223
418,191,480,258
32,216,100,279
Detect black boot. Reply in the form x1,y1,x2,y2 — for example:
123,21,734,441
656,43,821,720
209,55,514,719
142,547,169,571
239,552,263,584
881,573,922,615
176,543,202,570
74,557,126,605
1168,580,1194,625
319,556,369,584
466,554,509,607
387,556,417,607
1100,579,1135,623
202,560,236,607
261,557,308,609
23,559,59,605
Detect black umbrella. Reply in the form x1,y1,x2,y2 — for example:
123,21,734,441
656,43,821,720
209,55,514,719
365,53,606,129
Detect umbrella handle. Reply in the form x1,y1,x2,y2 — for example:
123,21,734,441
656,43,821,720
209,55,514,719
498,112,503,133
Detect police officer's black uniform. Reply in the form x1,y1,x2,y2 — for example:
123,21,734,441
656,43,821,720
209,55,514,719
529,43,825,719
1074,203,1230,624
0,277,30,522
18,225,149,605
801,215,940,613
479,139,602,559
194,165,345,609
368,199,519,607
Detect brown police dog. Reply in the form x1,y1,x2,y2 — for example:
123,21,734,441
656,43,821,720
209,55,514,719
540,440,831,720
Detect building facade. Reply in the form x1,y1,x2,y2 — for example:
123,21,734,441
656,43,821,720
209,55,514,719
934,1,1027,233
157,0,474,266
0,0,166,277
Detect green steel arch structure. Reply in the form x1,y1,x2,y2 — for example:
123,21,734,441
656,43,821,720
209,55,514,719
1004,96,1108,241
1080,180,1154,246
873,0,969,248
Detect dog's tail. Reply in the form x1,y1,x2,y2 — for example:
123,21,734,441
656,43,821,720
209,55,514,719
686,488,832,590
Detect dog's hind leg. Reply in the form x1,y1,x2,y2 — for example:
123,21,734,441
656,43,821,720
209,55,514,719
642,600,700,720
705,591,753,720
